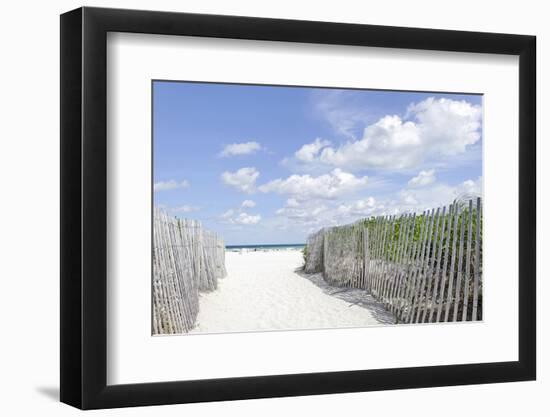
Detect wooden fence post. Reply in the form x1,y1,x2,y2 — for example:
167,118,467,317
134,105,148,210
363,227,369,290
472,198,482,321
444,203,461,322
461,200,474,321
428,205,447,322
452,207,467,322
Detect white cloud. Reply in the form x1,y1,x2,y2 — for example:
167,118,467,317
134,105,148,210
294,138,331,162
221,209,234,219
397,177,482,213
455,177,483,198
170,205,199,213
273,176,482,238
295,98,481,170
259,168,368,200
241,199,256,209
221,167,259,193
286,198,300,208
408,169,436,187
153,179,189,192
275,200,330,230
312,90,371,139
220,206,261,225
337,197,380,216
219,141,261,157
276,203,327,221
234,212,261,225
398,190,420,207
221,211,260,225
274,196,381,231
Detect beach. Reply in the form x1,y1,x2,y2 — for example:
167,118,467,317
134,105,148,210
191,249,393,334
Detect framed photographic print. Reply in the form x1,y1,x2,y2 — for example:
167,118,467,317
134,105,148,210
60,6,536,409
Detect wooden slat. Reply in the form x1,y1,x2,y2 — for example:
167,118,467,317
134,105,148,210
390,214,409,314
362,227,369,289
374,217,388,298
421,207,441,323
385,216,401,302
365,223,376,293
461,200,474,321
472,198,482,321
372,217,386,297
384,216,398,304
452,206,467,322
436,204,453,322
403,214,424,322
377,217,389,298
323,228,328,278
444,203,460,322
428,205,447,322
392,214,411,314
358,227,364,288
368,218,380,293
396,214,415,321
414,209,436,323
383,218,397,307
375,217,387,300
408,211,431,323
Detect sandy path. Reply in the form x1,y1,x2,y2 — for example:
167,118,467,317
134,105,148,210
191,250,394,334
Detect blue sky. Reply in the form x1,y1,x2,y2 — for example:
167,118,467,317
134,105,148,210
153,81,482,245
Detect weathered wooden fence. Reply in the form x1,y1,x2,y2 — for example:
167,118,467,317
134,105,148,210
304,198,482,323
153,209,226,335
304,229,326,274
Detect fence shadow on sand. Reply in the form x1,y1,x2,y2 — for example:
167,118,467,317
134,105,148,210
294,268,395,325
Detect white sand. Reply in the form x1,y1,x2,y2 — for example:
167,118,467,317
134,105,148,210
191,250,394,334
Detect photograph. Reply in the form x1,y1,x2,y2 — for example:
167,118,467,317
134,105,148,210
50,2,539,411
152,81,483,335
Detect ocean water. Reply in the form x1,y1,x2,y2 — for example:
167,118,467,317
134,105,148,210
225,243,305,252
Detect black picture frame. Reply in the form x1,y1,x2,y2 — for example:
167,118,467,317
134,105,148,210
60,6,536,410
